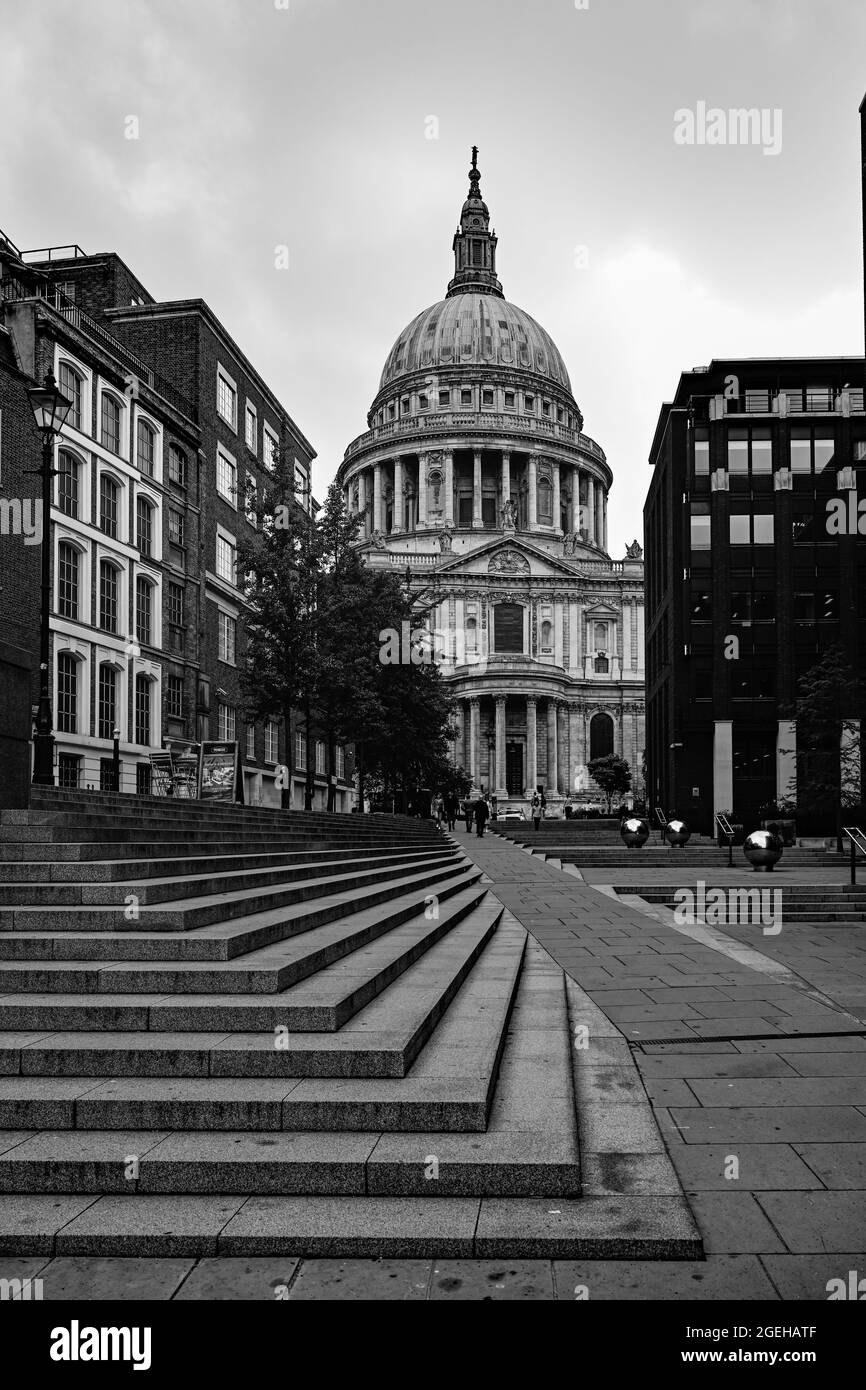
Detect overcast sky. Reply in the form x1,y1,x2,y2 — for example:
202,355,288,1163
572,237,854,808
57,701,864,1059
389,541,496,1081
2,0,864,555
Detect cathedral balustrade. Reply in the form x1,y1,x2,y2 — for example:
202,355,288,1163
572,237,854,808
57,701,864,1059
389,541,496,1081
343,411,607,465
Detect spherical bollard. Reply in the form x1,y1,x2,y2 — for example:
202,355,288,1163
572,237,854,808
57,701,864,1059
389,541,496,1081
743,829,783,872
666,819,691,847
620,816,650,849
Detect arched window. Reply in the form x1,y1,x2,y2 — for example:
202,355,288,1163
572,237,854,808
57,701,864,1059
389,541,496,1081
99,474,119,538
594,622,607,650
466,617,477,653
134,674,152,746
57,542,80,620
135,576,153,646
137,419,156,477
56,653,79,733
58,363,83,431
57,450,80,518
136,495,154,556
541,620,553,650
101,393,122,454
98,663,119,740
538,478,553,521
99,559,120,633
590,712,614,761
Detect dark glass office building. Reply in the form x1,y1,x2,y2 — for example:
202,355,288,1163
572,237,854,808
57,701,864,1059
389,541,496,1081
644,359,865,834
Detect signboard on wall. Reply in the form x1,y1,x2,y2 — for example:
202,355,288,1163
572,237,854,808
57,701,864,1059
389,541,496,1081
200,741,241,802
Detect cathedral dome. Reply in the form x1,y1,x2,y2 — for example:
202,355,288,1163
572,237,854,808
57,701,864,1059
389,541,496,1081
378,294,573,395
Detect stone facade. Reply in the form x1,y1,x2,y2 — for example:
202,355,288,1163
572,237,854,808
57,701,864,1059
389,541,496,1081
337,151,645,811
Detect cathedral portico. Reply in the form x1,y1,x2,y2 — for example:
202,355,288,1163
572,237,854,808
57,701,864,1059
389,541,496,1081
337,149,645,813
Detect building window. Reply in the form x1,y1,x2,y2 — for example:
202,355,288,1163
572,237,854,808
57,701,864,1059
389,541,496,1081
537,478,552,521
134,674,152,746
418,394,428,410
217,702,236,740
439,390,450,408
167,581,184,652
541,620,553,650
136,495,154,556
315,739,326,774
336,746,345,780
504,391,515,409
494,602,524,654
589,711,614,761
98,663,118,740
246,724,256,760
136,419,156,477
217,449,237,505
690,589,712,621
265,721,279,764
294,729,306,769
689,512,711,550
729,514,751,545
218,611,237,664
482,389,494,408
166,674,184,719
217,371,237,428
58,363,83,431
57,451,80,518
168,508,185,549
57,653,78,733
135,576,153,646
542,400,551,417
461,389,472,407
294,463,308,509
99,560,119,633
58,753,81,788
727,428,749,474
753,513,774,544
466,616,477,653
693,428,710,478
524,394,535,412
245,402,257,453
136,763,152,796
168,445,186,488
245,473,257,526
216,532,236,584
99,474,119,538
263,426,278,471
594,656,609,673
101,394,122,454
58,542,80,619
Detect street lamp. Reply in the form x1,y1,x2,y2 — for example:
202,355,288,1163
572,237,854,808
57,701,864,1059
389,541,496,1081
112,727,121,793
26,371,74,787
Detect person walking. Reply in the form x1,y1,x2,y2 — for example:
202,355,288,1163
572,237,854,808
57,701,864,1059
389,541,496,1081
463,797,473,833
432,793,444,828
531,793,543,833
474,795,490,838
444,794,458,832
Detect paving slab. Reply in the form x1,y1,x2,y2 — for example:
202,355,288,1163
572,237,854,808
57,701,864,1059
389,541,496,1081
429,1258,555,1299
0,1194,98,1254
755,1192,866,1254
33,1255,193,1299
475,1195,702,1258
173,1256,302,1300
687,1193,788,1253
552,1254,779,1300
758,1253,866,1301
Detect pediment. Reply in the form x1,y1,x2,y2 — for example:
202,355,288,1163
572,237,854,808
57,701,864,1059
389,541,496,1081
438,535,581,579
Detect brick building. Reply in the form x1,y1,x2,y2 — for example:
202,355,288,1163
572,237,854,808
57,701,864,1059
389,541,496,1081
0,233,354,810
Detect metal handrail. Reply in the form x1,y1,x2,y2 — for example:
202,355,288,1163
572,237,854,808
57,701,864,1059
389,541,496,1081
842,826,866,886
716,812,736,868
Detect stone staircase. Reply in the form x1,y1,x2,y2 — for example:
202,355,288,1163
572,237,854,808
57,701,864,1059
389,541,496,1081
0,791,700,1259
623,883,866,925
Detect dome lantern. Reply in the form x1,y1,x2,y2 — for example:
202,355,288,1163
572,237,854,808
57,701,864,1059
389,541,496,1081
447,145,504,300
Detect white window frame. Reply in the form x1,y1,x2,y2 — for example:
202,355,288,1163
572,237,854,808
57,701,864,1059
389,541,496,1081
265,720,279,765
263,423,279,472
215,526,237,586
56,352,91,437
216,445,238,507
134,408,162,481
217,365,238,431
244,472,257,527
218,609,237,665
245,401,258,454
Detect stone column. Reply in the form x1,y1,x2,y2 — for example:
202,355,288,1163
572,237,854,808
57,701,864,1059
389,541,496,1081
527,454,538,528
469,697,481,789
501,451,511,513
571,466,581,533
547,701,558,795
775,720,796,806
526,696,537,795
373,463,383,535
418,454,428,527
603,493,608,551
552,460,561,533
596,487,604,548
494,695,507,796
473,451,483,528
712,720,733,824
587,476,596,543
357,470,367,536
444,450,454,526
392,457,404,534
568,703,581,792
557,702,568,795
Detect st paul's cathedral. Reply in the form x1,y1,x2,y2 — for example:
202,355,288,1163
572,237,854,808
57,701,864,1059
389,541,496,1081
337,150,645,813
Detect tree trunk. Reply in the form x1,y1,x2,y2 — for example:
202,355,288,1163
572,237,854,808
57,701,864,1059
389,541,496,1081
327,728,336,813
357,742,365,814
304,697,314,811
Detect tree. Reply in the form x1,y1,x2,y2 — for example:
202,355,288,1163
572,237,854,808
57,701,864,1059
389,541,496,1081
238,445,322,809
784,644,863,841
587,754,632,813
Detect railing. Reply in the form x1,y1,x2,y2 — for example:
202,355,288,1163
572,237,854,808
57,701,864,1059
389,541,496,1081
842,826,866,887
344,412,608,466
716,812,736,868
654,806,669,843
21,244,87,262
1,277,195,422
690,387,865,420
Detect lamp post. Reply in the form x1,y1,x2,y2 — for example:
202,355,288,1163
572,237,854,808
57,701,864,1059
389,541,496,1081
26,371,74,788
112,726,121,793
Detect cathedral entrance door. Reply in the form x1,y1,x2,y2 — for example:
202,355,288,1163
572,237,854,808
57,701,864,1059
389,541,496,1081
505,742,523,796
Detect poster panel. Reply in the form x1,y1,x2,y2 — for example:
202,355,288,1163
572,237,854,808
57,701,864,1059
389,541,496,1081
200,741,240,802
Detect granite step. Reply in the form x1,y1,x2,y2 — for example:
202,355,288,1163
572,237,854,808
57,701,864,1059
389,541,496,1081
0,846,457,906
0,891,500,1078
0,852,465,936
0,921,527,1131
